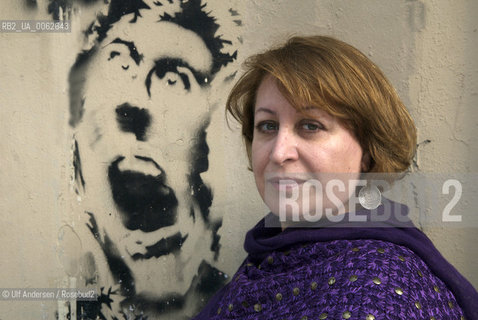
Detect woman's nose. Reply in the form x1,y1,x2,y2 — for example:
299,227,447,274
269,128,299,166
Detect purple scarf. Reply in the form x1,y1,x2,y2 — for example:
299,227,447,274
194,200,478,319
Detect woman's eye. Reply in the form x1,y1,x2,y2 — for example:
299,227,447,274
300,121,323,131
256,121,278,133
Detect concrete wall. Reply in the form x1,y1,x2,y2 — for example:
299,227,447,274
0,0,476,319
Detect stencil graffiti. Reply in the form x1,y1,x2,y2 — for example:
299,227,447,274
48,0,104,20
25,0,37,9
67,0,239,318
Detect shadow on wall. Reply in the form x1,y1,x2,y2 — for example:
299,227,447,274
41,0,241,319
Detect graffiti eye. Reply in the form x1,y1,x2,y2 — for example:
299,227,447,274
163,71,190,90
107,50,132,72
147,59,197,96
108,51,121,61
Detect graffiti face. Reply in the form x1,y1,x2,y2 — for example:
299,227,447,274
75,9,220,312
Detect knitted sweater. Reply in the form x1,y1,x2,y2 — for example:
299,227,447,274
193,201,478,320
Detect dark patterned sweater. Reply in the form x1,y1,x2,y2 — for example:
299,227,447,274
193,201,478,320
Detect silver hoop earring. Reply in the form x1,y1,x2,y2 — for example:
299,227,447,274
358,184,381,210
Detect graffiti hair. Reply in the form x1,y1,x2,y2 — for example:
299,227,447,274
160,0,237,76
226,35,417,174
68,0,237,127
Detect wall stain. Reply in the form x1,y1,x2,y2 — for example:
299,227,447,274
407,0,426,32
25,0,37,9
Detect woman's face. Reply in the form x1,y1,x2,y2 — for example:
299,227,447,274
251,75,366,223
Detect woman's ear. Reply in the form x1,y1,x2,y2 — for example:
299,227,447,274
361,152,371,172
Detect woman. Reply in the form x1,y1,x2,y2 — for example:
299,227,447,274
193,36,478,320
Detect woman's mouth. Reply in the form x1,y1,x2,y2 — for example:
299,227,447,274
267,177,307,191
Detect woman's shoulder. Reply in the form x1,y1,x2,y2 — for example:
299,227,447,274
296,238,466,319
194,238,468,319
232,239,464,319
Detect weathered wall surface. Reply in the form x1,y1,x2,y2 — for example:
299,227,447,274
0,0,476,319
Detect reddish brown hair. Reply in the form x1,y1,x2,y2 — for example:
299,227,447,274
226,35,416,174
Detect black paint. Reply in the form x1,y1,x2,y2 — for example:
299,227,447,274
68,47,97,127
103,234,136,298
77,287,116,320
131,232,187,260
110,38,144,65
81,213,227,319
82,252,97,286
48,0,66,20
73,138,86,193
115,103,151,141
25,0,37,9
193,260,228,297
86,212,135,298
229,8,239,16
188,121,213,223
68,0,238,126
116,261,226,317
120,292,185,318
66,0,240,317
210,219,222,260
160,0,237,76
187,121,223,259
108,157,178,232
96,0,151,39
224,70,238,83
48,0,102,20
145,58,209,96
108,50,120,60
